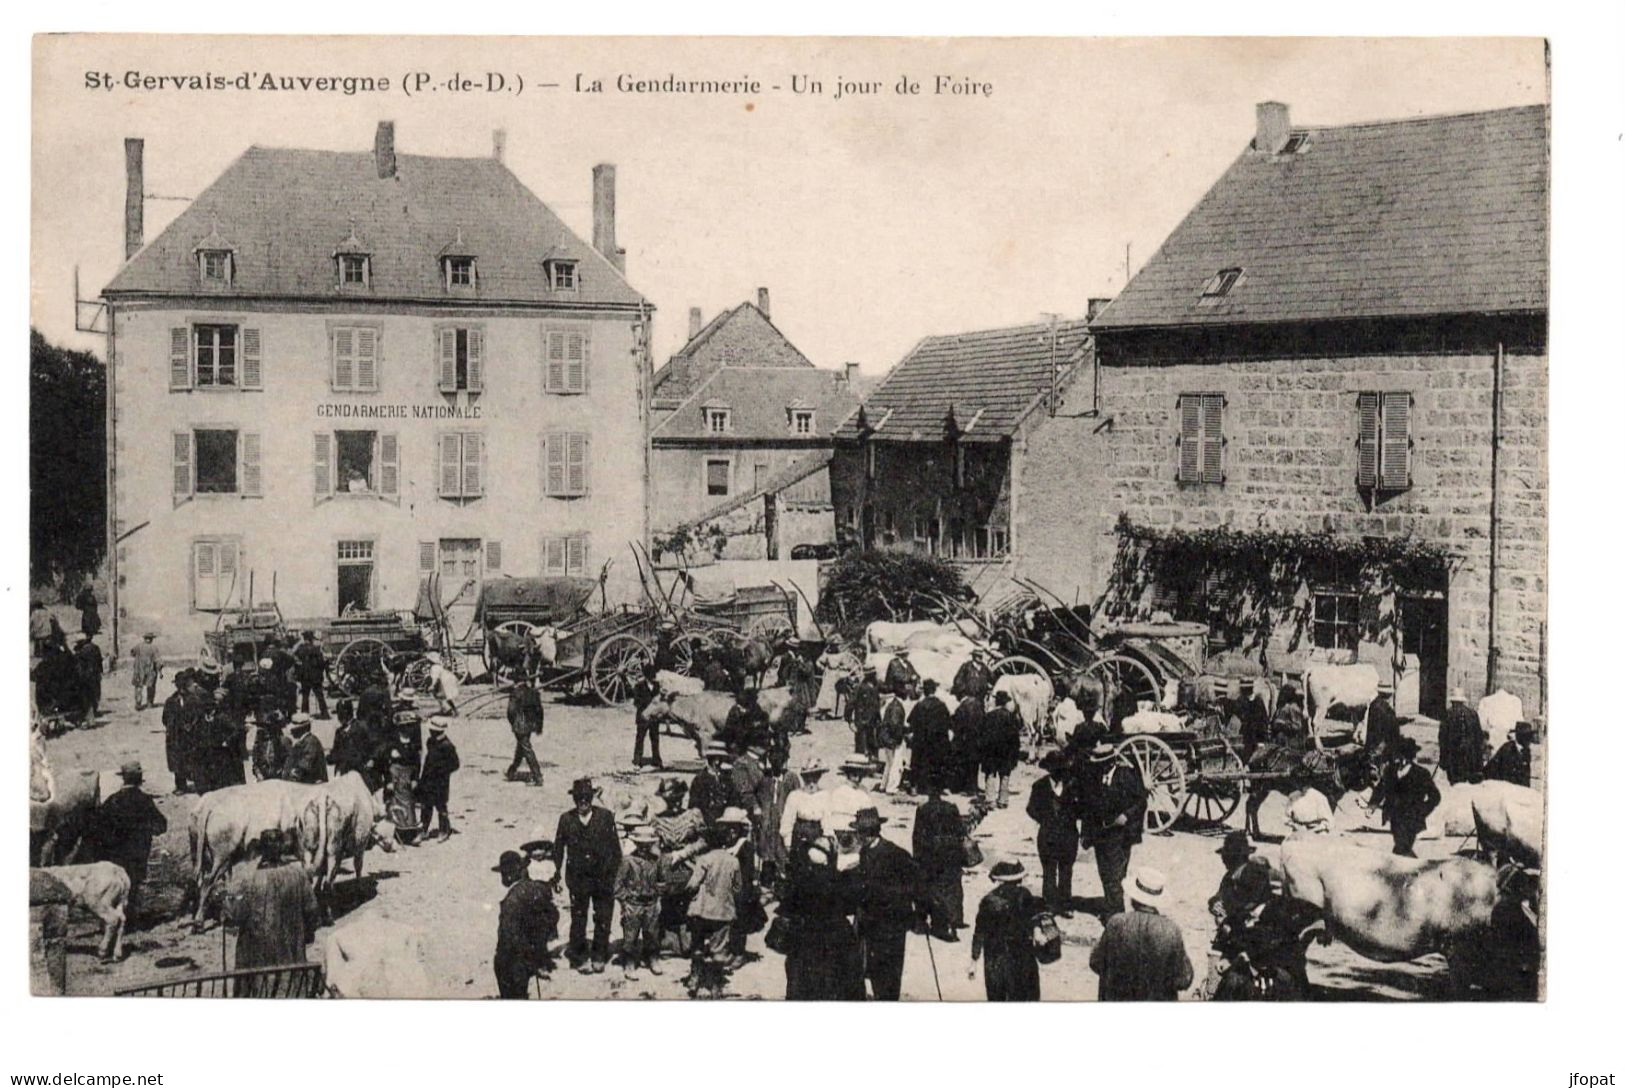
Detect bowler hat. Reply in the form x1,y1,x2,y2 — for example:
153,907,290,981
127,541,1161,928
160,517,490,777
569,777,598,801
1217,830,1254,861
1395,736,1421,759
1514,720,1536,739
119,760,143,781
492,849,527,876
849,807,887,834
989,860,1025,882
993,690,1011,704
1038,750,1069,772
921,678,938,693
656,777,688,800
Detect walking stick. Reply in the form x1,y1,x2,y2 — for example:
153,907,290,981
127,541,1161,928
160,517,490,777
923,930,944,1001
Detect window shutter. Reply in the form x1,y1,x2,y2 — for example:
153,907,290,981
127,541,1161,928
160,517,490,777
462,432,484,496
544,433,566,496
332,328,355,390
241,432,262,496
173,431,193,499
314,432,333,498
485,540,502,572
1380,392,1412,490
545,329,566,392
439,433,462,496
567,433,589,495
378,433,399,497
419,541,437,577
218,541,239,607
542,536,564,575
566,330,586,392
1178,396,1200,483
195,543,217,609
356,328,378,391
566,535,588,576
466,330,484,393
241,328,262,389
169,327,191,390
1201,394,1224,484
1356,392,1380,488
438,330,458,392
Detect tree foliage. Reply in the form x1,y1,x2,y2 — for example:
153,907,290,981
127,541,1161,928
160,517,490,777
31,328,106,592
815,549,967,641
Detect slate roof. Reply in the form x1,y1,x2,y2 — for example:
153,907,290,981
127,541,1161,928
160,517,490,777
654,366,863,441
652,302,814,403
832,319,1092,442
1091,105,1548,330
105,146,645,307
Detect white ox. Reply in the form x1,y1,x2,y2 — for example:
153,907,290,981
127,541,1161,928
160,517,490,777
992,673,1053,738
654,670,705,696
1120,709,1186,735
324,915,432,998
867,649,967,714
1471,781,1543,869
1305,663,1381,737
305,773,397,916
41,861,130,962
639,686,806,755
1477,689,1524,753
864,619,981,654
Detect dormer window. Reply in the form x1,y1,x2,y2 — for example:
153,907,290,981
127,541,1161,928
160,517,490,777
1280,132,1310,154
705,408,731,435
337,253,370,287
545,259,578,292
1199,267,1244,301
791,409,814,435
200,250,232,285
444,256,476,290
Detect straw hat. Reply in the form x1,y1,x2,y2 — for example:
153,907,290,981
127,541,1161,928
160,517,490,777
989,860,1025,883
717,807,750,827
1128,868,1167,910
1449,686,1467,704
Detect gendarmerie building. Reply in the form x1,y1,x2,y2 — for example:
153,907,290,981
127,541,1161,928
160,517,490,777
101,122,653,648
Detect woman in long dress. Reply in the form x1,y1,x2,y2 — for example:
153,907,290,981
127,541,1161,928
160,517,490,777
780,837,865,1001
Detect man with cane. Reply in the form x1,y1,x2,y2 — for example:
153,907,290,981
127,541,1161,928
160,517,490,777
850,807,922,1000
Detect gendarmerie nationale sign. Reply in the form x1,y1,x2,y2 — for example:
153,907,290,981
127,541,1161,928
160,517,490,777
316,403,484,420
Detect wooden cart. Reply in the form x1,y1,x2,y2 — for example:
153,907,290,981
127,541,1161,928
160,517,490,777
291,610,429,695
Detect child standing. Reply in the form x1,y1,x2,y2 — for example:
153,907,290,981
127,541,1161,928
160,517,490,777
615,823,663,979
684,825,742,998
416,718,461,842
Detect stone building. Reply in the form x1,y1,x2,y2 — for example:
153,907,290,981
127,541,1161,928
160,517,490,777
651,291,862,559
1017,103,1548,717
101,122,653,649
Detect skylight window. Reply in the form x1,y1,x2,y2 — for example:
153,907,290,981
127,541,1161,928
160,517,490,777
1200,268,1244,301
1280,132,1310,154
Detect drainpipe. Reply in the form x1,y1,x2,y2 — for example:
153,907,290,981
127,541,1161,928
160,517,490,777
1486,341,1504,695
106,305,119,660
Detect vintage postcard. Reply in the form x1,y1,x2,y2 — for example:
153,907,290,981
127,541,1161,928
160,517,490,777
28,34,1547,1001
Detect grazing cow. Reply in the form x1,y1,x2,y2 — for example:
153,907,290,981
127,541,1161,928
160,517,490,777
991,673,1053,740
324,915,432,998
1470,782,1543,869
864,619,979,654
1477,689,1524,753
1304,663,1381,737
42,861,130,962
640,686,806,756
1280,838,1498,975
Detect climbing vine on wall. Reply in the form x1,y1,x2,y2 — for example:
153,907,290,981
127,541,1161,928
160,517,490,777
1103,515,1460,665
651,523,731,563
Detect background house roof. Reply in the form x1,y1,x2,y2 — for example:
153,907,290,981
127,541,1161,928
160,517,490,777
105,146,645,307
833,319,1092,442
1091,105,1548,330
652,302,814,403
654,366,863,441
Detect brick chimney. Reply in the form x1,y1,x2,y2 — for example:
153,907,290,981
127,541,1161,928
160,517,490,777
592,164,626,275
375,121,397,179
1086,297,1112,322
492,129,506,165
688,307,702,340
1254,101,1290,153
757,287,771,319
123,138,144,261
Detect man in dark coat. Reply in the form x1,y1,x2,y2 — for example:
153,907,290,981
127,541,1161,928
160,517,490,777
950,694,986,795
505,675,544,786
631,664,664,770
690,742,733,824
718,688,770,755
1078,739,1146,916
884,649,920,700
1438,687,1486,785
265,637,300,716
89,761,168,928
74,584,102,640
1026,750,1081,915
193,689,247,792
1485,721,1535,788
356,678,392,734
73,636,104,720
327,700,372,781
847,667,881,758
292,630,329,720
1368,737,1442,857
252,713,290,782
980,691,1023,807
912,786,965,939
162,670,199,793
553,778,622,972
780,837,865,1000
281,714,328,784
970,860,1046,1001
224,830,320,981
875,688,908,794
850,807,921,1000
906,679,954,795
952,649,994,703
416,719,460,841
1090,867,1193,1001
1364,680,1402,758
493,850,559,998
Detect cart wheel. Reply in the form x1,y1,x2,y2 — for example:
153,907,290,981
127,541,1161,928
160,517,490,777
334,637,389,695
401,656,435,694
990,654,1053,690
670,635,707,678
1181,780,1242,827
1117,734,1186,834
1085,653,1164,711
591,634,651,705
748,614,794,642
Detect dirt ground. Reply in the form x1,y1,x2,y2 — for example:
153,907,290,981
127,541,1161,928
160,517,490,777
42,663,1486,1001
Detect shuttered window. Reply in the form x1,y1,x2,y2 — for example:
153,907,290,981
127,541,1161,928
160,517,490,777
542,432,591,497
541,533,590,576
418,541,437,577
1177,393,1225,484
170,324,260,390
437,432,486,499
192,539,242,611
332,326,379,392
240,432,262,497
1356,391,1413,492
485,540,503,573
543,325,591,394
436,327,484,393
316,430,398,502
178,429,256,496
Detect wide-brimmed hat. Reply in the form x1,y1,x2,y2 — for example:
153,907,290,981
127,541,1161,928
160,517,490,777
289,713,312,732
1514,720,1536,739
921,678,938,694
655,777,688,800
895,647,911,657
1394,736,1421,760
142,631,157,640
1087,739,1120,762
629,825,658,845
1376,679,1395,695
1038,749,1070,772
118,760,143,781
619,814,649,830
518,838,554,860
197,660,221,675
839,756,871,775
492,850,527,876
849,807,887,834
704,740,732,761
569,777,598,801
717,807,751,826
1449,686,1467,703
993,690,1011,705
862,663,877,674
427,716,450,734
989,859,1025,882
799,761,828,779
1128,867,1167,909
1217,830,1254,861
